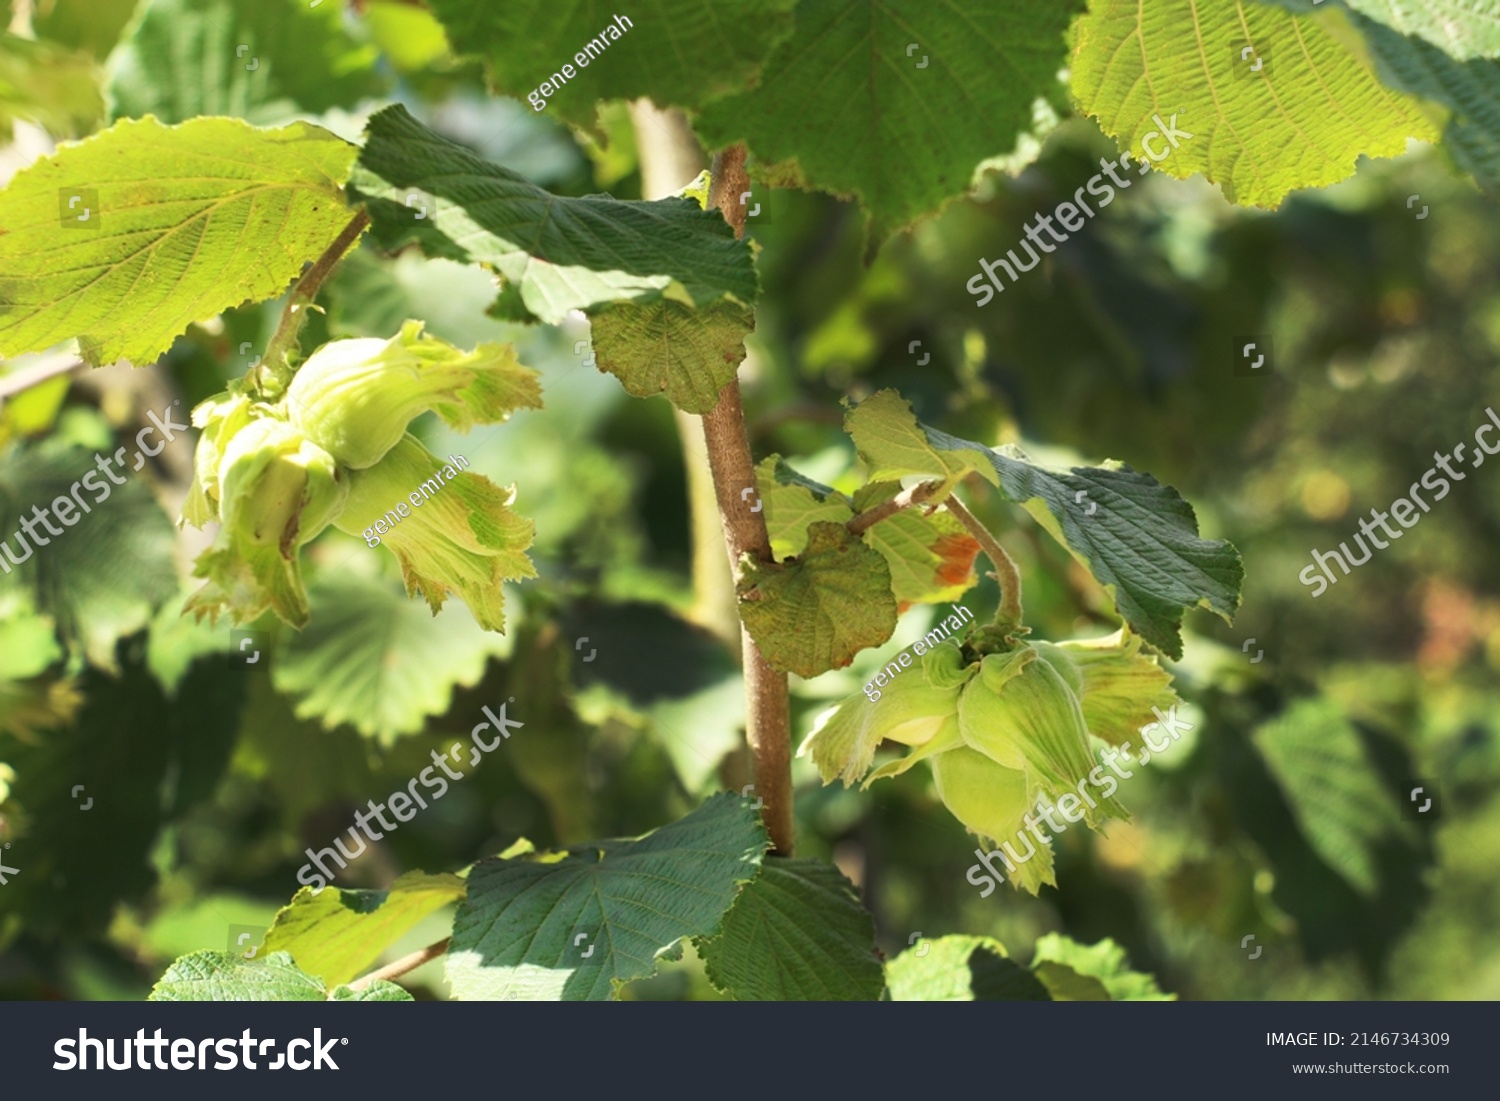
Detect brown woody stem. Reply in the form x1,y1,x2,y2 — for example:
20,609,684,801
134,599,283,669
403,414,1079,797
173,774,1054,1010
344,937,450,994
704,144,794,857
846,480,941,537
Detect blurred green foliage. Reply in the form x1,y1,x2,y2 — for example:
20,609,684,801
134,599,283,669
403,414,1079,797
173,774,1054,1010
1,0,1497,1002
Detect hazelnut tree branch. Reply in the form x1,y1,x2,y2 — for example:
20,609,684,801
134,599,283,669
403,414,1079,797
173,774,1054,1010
704,144,794,857
344,937,451,995
845,480,942,536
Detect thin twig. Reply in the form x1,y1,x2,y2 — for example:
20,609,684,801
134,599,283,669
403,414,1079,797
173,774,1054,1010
255,208,371,393
944,493,1024,628
0,353,84,406
846,480,942,536
344,937,450,994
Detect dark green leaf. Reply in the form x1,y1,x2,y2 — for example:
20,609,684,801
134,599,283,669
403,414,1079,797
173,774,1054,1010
697,858,885,1000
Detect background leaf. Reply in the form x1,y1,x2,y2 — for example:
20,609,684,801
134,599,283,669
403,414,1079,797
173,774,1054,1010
0,34,103,140
106,0,385,125
271,573,514,745
2,651,243,936
31,0,139,60
1252,698,1410,896
0,440,178,670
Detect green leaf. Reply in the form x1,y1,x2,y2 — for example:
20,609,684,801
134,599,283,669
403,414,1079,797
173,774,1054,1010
1266,0,1500,60
588,297,752,414
330,434,537,633
0,596,78,738
446,793,767,1000
0,440,178,670
145,590,238,696
846,390,1243,658
426,0,796,132
330,981,415,1002
1071,0,1437,207
150,950,413,1001
106,0,385,125
3,653,244,936
0,675,80,739
570,601,745,795
754,456,855,560
32,0,139,60
0,116,357,366
1029,960,1111,1000
0,596,63,681
0,34,103,140
349,105,757,325
1030,933,1174,1000
737,520,898,678
1252,698,1409,896
0,366,71,440
264,872,467,988
363,1,453,73
886,934,1051,1001
271,573,514,745
694,0,1081,241
696,858,885,1000
1294,1,1500,189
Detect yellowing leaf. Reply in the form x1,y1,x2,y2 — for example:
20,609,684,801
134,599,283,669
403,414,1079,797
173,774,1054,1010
853,482,980,607
845,390,1242,659
264,871,467,988
1071,0,1438,207
0,116,357,365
